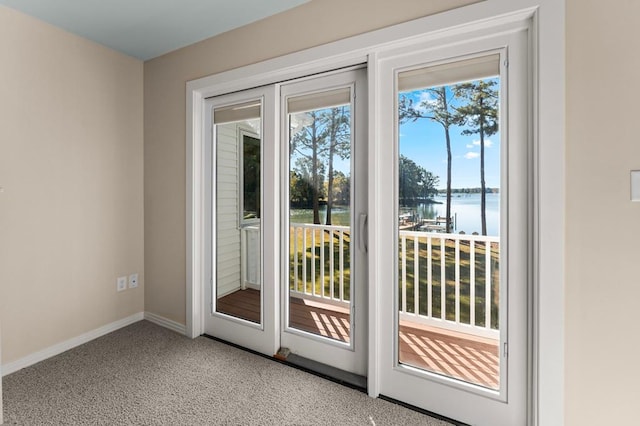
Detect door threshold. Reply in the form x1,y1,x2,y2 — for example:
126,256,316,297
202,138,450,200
282,352,367,391
379,395,469,426
203,335,367,391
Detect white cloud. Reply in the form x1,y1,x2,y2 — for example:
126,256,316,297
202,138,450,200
414,91,437,115
466,144,474,149
471,139,493,148
464,152,480,159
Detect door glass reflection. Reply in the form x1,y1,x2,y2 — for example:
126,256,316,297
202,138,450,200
214,101,262,324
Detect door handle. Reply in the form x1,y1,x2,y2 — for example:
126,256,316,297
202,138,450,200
358,213,368,253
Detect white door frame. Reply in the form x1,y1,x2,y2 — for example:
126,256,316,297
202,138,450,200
186,1,564,424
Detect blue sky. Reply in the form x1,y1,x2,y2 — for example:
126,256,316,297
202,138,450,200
399,85,501,190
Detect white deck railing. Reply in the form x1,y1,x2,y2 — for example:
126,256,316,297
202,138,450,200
289,223,351,308
399,230,500,339
241,224,261,289
287,223,500,339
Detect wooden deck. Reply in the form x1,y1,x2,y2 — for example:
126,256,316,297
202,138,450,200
218,288,499,389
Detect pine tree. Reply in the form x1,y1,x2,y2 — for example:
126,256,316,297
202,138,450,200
322,107,350,225
454,79,499,236
289,107,350,225
399,87,459,232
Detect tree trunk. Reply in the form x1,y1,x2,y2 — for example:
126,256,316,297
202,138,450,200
445,131,453,233
442,91,453,233
311,118,321,224
479,98,487,236
326,146,335,226
325,109,340,226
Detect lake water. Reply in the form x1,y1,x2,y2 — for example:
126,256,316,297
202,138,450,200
414,193,500,236
290,193,500,236
290,205,351,227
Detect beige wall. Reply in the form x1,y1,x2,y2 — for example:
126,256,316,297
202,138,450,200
143,0,479,324
566,0,640,424
0,6,144,364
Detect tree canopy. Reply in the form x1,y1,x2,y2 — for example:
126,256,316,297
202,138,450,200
399,155,439,206
289,106,351,224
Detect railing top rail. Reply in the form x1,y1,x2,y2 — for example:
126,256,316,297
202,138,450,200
290,222,350,231
399,229,499,243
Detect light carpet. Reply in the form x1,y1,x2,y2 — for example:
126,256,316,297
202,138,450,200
2,320,453,425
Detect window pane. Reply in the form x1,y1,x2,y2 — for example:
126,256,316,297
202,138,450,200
287,90,353,343
397,57,501,390
214,105,262,324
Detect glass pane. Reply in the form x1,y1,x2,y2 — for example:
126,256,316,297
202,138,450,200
287,91,352,343
214,104,262,324
396,57,501,390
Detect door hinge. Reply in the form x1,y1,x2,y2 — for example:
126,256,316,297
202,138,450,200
503,342,508,358
503,59,509,68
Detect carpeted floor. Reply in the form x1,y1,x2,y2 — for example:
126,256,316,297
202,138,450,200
2,320,453,425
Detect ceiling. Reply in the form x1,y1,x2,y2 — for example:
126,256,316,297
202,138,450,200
0,0,309,60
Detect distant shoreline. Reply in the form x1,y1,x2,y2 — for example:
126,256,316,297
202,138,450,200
436,188,500,194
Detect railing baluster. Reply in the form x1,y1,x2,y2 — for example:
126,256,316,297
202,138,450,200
320,228,325,298
427,236,432,318
440,237,445,320
485,241,491,330
455,238,460,324
330,229,335,300
311,228,316,297
470,240,476,327
294,226,299,293
401,234,407,314
302,227,307,294
414,235,419,316
340,230,345,301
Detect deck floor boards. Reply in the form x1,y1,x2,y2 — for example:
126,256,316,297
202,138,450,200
217,288,499,389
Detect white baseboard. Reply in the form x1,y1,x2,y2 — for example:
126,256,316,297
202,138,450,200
1,312,144,377
144,312,186,335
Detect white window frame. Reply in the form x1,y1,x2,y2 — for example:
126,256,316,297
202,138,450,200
186,1,564,424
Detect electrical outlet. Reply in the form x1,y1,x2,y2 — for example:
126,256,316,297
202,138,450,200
117,276,127,292
129,273,139,289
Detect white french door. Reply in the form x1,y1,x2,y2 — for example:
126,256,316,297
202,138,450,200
280,69,367,376
203,85,278,356
373,24,531,425
203,69,367,376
